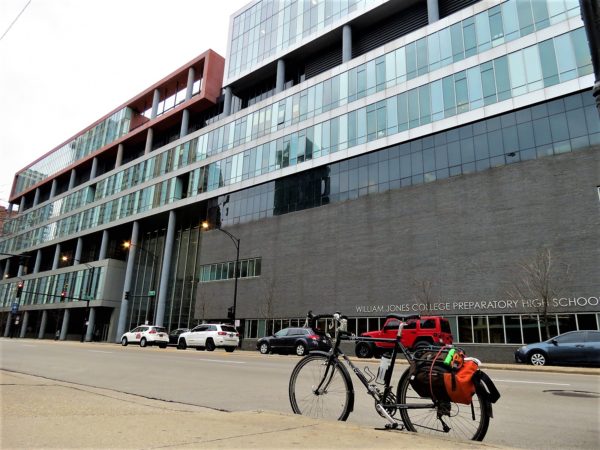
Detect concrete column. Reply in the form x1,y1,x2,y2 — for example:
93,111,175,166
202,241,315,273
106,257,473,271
52,244,61,270
90,157,98,180
50,179,57,199
3,258,10,278
59,309,70,340
186,67,195,101
38,310,48,339
180,109,189,137
144,128,154,155
342,24,352,63
115,144,124,168
155,211,176,327
6,202,13,218
99,230,109,260
223,87,232,117
19,196,25,212
33,188,41,207
85,307,96,342
74,238,83,265
151,88,161,119
33,249,42,274
3,315,10,337
19,311,29,338
68,169,77,190
276,59,285,94
115,221,139,342
427,0,439,23
17,263,24,277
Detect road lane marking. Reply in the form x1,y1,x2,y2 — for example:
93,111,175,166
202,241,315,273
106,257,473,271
495,379,570,386
193,358,245,364
89,350,113,354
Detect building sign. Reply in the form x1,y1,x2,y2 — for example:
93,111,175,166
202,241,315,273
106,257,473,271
355,296,600,315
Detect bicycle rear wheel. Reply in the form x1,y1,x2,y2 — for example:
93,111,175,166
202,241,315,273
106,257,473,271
289,354,354,421
396,368,490,441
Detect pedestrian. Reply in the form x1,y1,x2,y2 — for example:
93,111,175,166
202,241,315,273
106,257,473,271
55,329,60,340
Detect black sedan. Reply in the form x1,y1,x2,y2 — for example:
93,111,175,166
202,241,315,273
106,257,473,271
257,327,331,356
515,330,600,366
168,328,190,346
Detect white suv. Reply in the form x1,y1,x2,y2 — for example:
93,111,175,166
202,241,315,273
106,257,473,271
120,325,169,348
177,324,239,352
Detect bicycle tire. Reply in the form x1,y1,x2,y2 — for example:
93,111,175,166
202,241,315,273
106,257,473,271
396,368,490,441
289,354,354,421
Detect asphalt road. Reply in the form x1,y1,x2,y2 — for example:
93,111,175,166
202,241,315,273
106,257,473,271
1,339,599,449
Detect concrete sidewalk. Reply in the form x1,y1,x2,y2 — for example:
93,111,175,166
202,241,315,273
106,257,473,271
0,370,508,449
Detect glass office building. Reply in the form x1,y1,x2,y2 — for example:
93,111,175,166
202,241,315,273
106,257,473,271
1,1,598,359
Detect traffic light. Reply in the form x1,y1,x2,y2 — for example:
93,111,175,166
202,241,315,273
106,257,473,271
16,281,24,298
124,291,130,300
227,306,234,319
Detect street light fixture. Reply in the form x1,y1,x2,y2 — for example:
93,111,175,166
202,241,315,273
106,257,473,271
122,241,158,325
200,219,240,325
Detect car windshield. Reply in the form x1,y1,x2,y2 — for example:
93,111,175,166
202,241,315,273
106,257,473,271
153,327,166,333
221,325,237,333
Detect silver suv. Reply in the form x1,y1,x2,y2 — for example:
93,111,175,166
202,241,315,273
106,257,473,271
177,323,239,352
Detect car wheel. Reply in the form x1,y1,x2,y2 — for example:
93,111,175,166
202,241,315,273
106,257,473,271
205,339,216,352
140,337,147,348
259,342,270,354
355,342,373,358
529,351,547,366
225,347,235,353
413,341,431,351
121,337,128,346
178,338,187,350
295,343,307,356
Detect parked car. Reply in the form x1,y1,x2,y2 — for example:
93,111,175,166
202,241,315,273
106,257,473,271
257,327,331,356
355,316,453,358
515,330,600,366
177,324,239,352
121,325,169,348
168,328,190,345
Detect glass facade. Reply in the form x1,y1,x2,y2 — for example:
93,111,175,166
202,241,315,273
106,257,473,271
199,257,262,282
0,267,104,308
228,0,379,79
0,2,592,258
13,108,132,197
4,2,585,240
244,313,600,344
126,226,202,332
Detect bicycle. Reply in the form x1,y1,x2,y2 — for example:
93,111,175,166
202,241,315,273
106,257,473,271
289,311,498,441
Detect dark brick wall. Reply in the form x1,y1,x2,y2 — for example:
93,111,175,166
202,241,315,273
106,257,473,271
196,147,600,321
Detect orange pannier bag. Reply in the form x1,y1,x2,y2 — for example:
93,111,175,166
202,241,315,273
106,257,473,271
444,358,478,404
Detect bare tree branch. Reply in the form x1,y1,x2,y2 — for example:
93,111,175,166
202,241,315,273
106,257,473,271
507,247,570,340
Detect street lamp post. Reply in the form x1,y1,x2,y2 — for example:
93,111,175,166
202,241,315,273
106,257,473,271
201,221,240,325
61,255,94,342
122,241,158,325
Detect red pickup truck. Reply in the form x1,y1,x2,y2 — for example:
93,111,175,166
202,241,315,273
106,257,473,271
355,316,454,358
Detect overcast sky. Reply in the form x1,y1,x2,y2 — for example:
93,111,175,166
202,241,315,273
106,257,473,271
0,0,249,208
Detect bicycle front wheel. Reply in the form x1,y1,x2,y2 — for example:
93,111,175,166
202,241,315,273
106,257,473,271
396,368,490,441
289,354,354,421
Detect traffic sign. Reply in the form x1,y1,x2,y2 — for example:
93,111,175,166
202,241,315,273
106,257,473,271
148,290,156,297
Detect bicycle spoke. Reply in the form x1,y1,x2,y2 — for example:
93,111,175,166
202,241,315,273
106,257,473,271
289,355,352,421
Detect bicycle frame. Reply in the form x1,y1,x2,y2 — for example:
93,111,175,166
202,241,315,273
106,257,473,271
319,316,435,427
